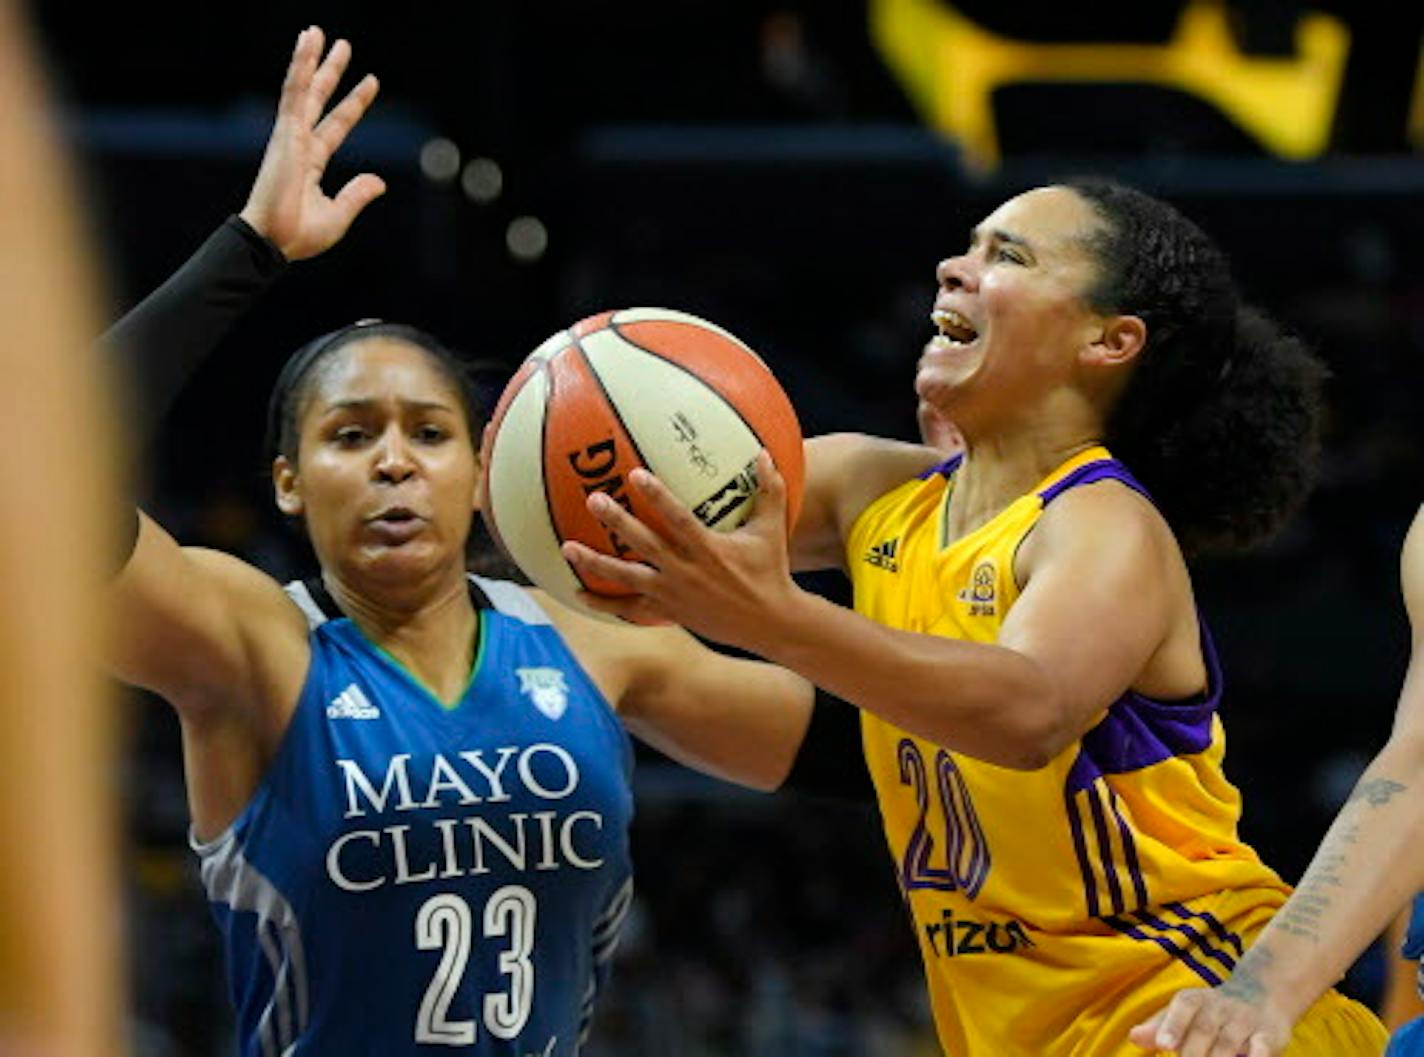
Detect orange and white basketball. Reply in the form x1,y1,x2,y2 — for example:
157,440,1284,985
480,307,804,617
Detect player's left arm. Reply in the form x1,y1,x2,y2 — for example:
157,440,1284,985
566,453,1177,769
615,625,820,792
1130,503,1424,1056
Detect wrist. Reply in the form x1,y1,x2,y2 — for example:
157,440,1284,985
232,209,289,264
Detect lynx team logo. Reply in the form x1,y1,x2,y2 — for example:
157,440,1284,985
957,559,997,617
517,667,571,720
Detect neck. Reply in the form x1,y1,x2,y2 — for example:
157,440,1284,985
946,404,1103,541
323,565,479,704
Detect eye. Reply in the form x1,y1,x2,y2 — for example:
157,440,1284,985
414,424,449,444
995,246,1027,265
333,426,371,447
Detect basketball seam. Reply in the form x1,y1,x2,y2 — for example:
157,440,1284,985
608,319,769,450
561,334,655,590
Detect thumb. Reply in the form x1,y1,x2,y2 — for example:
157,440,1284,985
332,172,387,226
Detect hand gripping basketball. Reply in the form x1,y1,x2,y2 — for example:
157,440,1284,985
562,450,800,643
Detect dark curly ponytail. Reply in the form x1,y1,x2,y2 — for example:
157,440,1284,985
1065,180,1326,555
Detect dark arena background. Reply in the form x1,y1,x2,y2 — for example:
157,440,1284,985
29,2,1424,1053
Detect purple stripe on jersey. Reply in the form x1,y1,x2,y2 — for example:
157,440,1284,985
1087,786,1127,916
1134,910,1238,972
1038,458,1153,506
1106,916,1224,986
1065,792,1102,919
1108,788,1150,912
918,453,964,481
1065,621,1224,794
1165,902,1245,956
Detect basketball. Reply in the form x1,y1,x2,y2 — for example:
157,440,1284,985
480,307,805,616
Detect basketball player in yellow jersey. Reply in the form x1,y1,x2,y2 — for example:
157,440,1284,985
563,181,1388,1055
0,3,123,1053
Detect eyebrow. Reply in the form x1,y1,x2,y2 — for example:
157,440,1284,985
320,398,458,415
968,227,1036,253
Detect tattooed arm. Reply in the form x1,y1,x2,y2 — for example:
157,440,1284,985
1129,505,1424,1056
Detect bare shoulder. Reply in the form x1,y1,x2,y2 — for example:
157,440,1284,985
109,516,311,716
1018,478,1179,584
797,433,946,571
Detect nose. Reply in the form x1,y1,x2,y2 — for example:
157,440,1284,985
373,429,416,483
936,253,977,292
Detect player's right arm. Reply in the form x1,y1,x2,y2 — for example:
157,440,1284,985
1130,503,1424,1056
791,433,947,572
106,28,380,705
108,516,308,713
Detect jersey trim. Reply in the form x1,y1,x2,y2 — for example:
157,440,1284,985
1037,457,1152,506
191,826,310,1055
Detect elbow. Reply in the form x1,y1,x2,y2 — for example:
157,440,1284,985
996,693,1075,772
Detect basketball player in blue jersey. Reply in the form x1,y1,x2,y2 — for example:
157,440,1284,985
562,184,1391,1053
1131,506,1424,1056
105,29,842,1056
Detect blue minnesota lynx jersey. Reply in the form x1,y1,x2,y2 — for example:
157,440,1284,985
191,575,634,1057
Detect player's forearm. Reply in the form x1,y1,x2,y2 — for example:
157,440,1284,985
760,589,1063,768
103,216,286,450
1226,735,1424,1024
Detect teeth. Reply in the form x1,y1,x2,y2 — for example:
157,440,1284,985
930,308,978,343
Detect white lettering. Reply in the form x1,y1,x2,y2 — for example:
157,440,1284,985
326,830,385,891
533,812,558,871
389,824,439,884
422,754,481,808
518,744,578,800
434,817,462,878
460,748,519,803
339,754,416,819
466,815,528,873
561,811,605,869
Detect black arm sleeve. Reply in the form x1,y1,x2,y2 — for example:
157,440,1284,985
780,688,874,802
107,215,286,566
105,214,287,446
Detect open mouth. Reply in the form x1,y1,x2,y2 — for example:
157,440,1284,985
930,308,979,347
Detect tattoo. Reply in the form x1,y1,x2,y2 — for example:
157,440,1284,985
1220,946,1274,1005
1271,825,1360,943
1346,777,1407,807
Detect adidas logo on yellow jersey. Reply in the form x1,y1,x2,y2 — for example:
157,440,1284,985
864,537,901,572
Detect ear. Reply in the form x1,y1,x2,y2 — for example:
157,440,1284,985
273,455,304,516
1081,313,1146,369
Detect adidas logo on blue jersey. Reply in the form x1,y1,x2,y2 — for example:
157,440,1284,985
327,684,380,720
864,537,901,572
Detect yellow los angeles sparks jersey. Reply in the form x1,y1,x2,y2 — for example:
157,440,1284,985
848,447,1386,1056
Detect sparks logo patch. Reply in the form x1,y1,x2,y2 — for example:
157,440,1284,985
863,537,901,572
517,667,570,721
957,559,997,616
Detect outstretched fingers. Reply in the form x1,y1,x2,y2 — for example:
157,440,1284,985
304,36,353,128
314,72,380,159
277,27,323,125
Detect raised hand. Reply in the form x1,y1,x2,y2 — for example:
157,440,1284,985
561,451,801,644
239,26,386,261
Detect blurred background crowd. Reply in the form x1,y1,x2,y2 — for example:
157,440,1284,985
25,1,1424,1052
